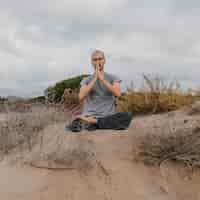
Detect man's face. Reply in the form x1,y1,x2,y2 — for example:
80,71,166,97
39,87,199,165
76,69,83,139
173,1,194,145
91,53,105,72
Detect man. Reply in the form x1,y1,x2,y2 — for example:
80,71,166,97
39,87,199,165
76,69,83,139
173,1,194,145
66,49,133,132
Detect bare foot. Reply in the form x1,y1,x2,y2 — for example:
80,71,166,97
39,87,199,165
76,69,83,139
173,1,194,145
79,116,97,124
72,114,82,120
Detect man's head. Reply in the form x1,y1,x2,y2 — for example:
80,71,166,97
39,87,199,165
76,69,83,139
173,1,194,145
91,49,105,72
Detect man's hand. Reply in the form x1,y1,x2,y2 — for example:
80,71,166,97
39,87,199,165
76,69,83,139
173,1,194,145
96,64,104,81
94,65,98,81
79,71,97,102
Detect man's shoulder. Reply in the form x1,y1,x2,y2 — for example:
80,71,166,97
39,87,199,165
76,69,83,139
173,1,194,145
83,74,94,82
105,72,118,78
80,74,94,86
104,72,122,83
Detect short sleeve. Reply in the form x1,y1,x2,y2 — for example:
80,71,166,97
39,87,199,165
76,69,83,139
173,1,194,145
111,74,122,84
80,77,89,87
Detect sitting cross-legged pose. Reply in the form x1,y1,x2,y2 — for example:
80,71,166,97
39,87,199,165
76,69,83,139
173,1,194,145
66,49,133,132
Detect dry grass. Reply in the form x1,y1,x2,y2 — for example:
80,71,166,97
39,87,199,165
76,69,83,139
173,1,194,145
188,101,200,115
133,99,200,168
116,75,195,115
135,125,200,168
60,88,79,105
58,88,83,119
0,104,69,155
55,74,196,116
0,102,32,113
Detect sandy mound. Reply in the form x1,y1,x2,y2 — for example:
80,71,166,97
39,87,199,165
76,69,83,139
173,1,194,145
22,125,97,173
1,103,200,199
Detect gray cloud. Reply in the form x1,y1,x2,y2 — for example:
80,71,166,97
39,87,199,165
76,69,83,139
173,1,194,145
0,0,200,97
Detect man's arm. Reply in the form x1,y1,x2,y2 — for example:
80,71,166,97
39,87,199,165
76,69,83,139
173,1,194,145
78,77,97,102
100,79,121,97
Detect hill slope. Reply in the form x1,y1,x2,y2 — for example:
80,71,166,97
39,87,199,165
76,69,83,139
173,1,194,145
0,104,200,200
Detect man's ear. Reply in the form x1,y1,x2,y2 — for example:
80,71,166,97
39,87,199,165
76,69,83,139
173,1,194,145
103,58,106,65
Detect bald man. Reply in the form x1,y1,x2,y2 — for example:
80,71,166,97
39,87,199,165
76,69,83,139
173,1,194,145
66,50,133,132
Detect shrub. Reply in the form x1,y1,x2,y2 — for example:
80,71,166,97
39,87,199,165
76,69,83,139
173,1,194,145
44,74,89,103
116,75,194,115
29,96,46,104
136,127,200,167
0,105,69,154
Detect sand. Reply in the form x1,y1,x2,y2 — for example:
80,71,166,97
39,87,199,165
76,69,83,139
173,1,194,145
0,107,200,200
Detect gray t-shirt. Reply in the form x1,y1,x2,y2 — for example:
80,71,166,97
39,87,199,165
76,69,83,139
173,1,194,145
80,72,122,118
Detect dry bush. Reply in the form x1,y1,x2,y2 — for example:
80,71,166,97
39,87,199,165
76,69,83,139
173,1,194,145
0,114,42,154
0,104,7,113
195,89,200,99
116,75,194,115
60,88,79,105
188,101,200,115
135,126,200,167
59,88,83,118
0,102,32,113
0,106,69,155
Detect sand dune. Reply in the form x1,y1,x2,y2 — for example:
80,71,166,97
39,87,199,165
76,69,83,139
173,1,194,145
0,104,200,200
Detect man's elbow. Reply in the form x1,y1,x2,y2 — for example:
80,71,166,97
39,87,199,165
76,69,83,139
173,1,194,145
78,93,85,102
115,91,121,98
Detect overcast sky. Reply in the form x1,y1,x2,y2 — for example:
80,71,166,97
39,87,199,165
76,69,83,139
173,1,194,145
0,0,200,97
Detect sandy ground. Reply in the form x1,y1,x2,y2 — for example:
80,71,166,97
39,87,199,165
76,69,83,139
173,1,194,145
1,108,200,200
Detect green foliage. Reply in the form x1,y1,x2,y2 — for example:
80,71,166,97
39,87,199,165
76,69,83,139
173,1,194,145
29,96,46,103
44,74,89,103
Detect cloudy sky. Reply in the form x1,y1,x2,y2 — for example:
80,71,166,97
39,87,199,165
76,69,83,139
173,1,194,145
0,0,200,97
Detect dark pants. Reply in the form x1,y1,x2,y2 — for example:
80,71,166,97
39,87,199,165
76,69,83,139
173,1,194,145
96,112,133,130
66,112,133,132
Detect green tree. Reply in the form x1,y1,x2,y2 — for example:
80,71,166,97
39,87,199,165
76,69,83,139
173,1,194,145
44,74,89,103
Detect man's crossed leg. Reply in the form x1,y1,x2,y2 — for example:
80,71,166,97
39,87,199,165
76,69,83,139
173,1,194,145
75,115,98,124
66,112,133,132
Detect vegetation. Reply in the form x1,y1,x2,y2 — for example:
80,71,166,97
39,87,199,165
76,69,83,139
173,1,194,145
44,74,89,103
28,96,46,104
41,73,199,116
116,75,196,115
136,127,200,167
